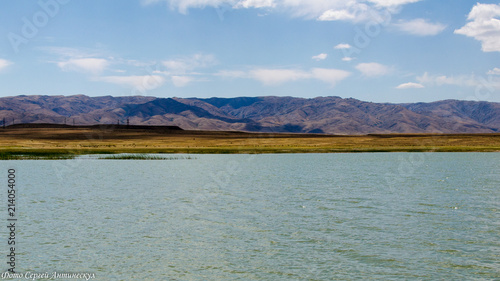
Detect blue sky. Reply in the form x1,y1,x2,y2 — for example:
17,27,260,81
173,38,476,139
0,0,499,103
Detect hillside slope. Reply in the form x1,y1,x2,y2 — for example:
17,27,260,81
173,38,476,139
0,95,498,134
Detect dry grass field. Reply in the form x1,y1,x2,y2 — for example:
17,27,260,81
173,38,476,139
0,124,499,158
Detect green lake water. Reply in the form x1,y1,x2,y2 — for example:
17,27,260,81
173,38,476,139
2,153,499,280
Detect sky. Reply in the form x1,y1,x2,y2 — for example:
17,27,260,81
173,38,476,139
0,0,499,103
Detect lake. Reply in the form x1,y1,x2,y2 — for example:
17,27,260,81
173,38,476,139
2,153,499,280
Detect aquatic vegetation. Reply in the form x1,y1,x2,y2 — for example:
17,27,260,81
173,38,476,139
97,154,195,160
0,151,76,160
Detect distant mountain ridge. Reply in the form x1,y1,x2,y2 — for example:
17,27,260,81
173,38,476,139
0,95,499,134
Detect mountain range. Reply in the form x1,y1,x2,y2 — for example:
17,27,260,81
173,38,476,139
0,95,499,134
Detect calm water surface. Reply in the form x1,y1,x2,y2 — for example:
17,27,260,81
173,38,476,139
2,153,499,280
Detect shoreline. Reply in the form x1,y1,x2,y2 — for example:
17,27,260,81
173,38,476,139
0,126,499,159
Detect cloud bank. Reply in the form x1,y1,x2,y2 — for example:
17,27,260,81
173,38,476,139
142,0,422,23
219,67,351,86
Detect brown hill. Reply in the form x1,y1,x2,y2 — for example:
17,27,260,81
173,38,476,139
0,95,498,134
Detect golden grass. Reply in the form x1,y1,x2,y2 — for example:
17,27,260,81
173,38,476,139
0,127,499,156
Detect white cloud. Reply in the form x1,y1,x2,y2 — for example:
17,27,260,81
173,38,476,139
40,46,101,59
266,0,355,20
162,54,216,74
243,67,350,86
119,59,154,68
311,68,351,86
42,47,114,74
368,0,420,7
250,68,311,85
487,68,500,75
143,0,418,22
141,0,162,5
416,72,479,87
58,58,109,74
316,2,385,23
334,43,352,49
313,1,393,23
415,72,500,93
454,3,500,52
157,53,217,87
393,18,446,36
144,0,233,14
318,9,358,21
0,59,12,71
171,75,193,87
396,82,424,89
162,60,186,72
44,48,215,89
312,53,328,61
234,0,275,8
342,57,354,62
355,62,390,77
95,75,166,90
215,70,247,78
435,76,468,86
